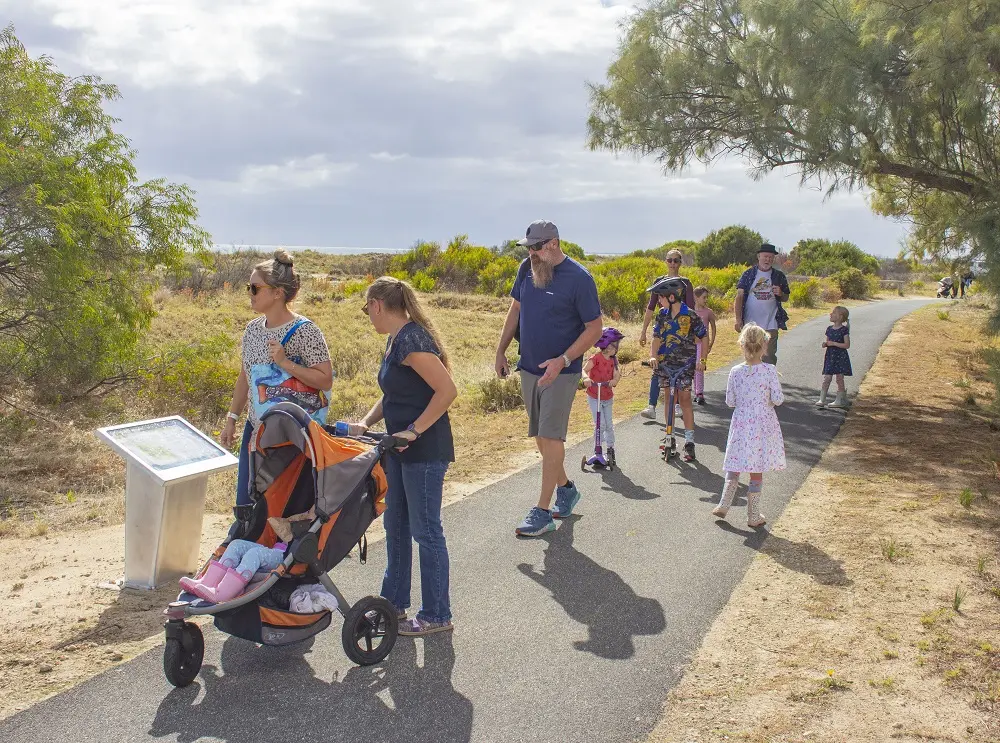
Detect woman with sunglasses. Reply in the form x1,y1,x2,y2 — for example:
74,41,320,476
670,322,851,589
350,276,458,636
220,250,333,539
639,249,695,420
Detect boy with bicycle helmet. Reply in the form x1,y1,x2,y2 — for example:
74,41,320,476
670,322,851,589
647,277,708,461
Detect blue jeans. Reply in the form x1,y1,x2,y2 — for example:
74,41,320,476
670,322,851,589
235,420,253,506
648,372,660,407
380,457,452,623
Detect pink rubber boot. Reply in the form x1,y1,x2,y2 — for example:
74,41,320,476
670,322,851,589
201,567,250,603
179,560,227,596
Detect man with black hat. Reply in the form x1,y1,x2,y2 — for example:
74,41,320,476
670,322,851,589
495,220,603,537
733,243,790,365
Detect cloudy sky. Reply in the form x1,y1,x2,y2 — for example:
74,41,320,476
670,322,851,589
8,0,910,255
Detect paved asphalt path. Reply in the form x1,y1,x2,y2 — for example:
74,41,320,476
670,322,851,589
3,299,930,743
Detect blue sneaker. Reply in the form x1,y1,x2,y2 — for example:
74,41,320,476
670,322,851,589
552,481,581,519
516,507,556,537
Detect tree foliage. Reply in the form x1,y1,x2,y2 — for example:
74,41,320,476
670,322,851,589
791,238,879,276
587,0,1000,318
0,26,210,397
693,224,763,268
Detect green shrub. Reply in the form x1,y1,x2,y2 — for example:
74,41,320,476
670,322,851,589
834,268,878,299
819,280,843,303
790,278,820,308
339,278,370,297
592,257,665,318
561,240,586,261
792,238,880,276
428,235,496,291
140,334,239,421
390,240,440,275
411,270,437,292
629,239,699,261
694,225,764,268
911,280,925,290
477,376,524,413
478,256,520,296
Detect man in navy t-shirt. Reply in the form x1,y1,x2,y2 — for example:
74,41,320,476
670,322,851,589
495,220,603,537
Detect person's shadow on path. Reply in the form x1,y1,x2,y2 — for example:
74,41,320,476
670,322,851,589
594,466,660,501
715,522,852,587
150,630,472,743
517,515,666,660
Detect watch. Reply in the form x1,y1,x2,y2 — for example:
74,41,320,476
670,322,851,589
227,412,239,422
406,423,421,438
561,354,571,368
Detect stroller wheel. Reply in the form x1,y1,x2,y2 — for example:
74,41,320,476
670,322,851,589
342,596,398,666
163,621,204,687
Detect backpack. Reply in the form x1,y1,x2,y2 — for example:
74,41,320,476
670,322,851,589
248,319,331,425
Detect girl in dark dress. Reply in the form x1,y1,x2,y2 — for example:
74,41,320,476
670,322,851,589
816,306,851,409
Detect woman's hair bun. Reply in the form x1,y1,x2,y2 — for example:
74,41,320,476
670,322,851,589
273,249,294,267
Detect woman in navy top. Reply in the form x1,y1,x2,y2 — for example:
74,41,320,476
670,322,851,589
354,277,457,636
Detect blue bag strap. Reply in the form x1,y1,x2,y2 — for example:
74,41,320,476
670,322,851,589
280,318,309,346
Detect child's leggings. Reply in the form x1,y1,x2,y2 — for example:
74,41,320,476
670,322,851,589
694,344,705,396
587,396,615,448
219,539,284,578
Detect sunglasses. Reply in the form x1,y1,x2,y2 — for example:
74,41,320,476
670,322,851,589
360,298,374,316
527,240,549,252
666,258,682,264
246,283,269,296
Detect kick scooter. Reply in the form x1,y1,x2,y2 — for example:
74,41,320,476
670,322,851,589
642,360,694,461
581,382,614,471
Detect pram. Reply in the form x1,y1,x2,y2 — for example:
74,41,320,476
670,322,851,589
162,402,404,687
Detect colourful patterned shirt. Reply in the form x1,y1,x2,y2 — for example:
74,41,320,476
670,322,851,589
653,303,706,369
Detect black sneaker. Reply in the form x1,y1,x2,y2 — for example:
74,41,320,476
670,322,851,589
683,442,696,462
695,395,706,406
607,447,616,466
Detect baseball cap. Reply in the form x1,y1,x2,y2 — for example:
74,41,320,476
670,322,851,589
518,220,559,246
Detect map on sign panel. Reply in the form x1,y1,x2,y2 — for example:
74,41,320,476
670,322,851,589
105,419,228,471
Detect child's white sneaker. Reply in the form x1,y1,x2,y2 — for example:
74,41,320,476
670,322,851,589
640,405,656,419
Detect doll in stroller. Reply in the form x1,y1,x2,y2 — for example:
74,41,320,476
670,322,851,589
162,402,406,687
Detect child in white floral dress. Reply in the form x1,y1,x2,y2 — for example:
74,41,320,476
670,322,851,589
713,323,786,527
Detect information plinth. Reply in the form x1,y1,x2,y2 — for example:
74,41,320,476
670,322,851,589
96,416,239,590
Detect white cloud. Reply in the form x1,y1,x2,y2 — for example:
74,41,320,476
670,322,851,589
23,0,629,86
225,154,356,195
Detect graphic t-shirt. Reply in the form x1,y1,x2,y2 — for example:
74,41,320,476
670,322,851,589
743,269,779,330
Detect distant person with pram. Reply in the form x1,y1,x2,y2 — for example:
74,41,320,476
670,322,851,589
646,276,708,462
936,275,956,298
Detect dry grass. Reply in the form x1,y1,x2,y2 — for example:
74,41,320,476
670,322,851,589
648,300,1000,743
0,281,853,539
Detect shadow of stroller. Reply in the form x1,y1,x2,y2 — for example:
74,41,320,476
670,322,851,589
150,632,473,743
517,516,665,660
715,521,852,587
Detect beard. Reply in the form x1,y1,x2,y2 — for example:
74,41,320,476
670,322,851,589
530,254,554,288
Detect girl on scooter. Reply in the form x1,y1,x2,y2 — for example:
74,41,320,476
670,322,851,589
582,327,624,466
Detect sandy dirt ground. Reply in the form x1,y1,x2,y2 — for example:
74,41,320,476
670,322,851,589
647,301,1000,743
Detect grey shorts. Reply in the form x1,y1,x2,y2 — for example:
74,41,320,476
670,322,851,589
519,371,581,441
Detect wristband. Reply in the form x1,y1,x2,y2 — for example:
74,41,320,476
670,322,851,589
561,354,571,368
227,412,239,422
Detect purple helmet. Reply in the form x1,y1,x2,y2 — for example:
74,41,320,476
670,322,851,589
595,326,625,350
